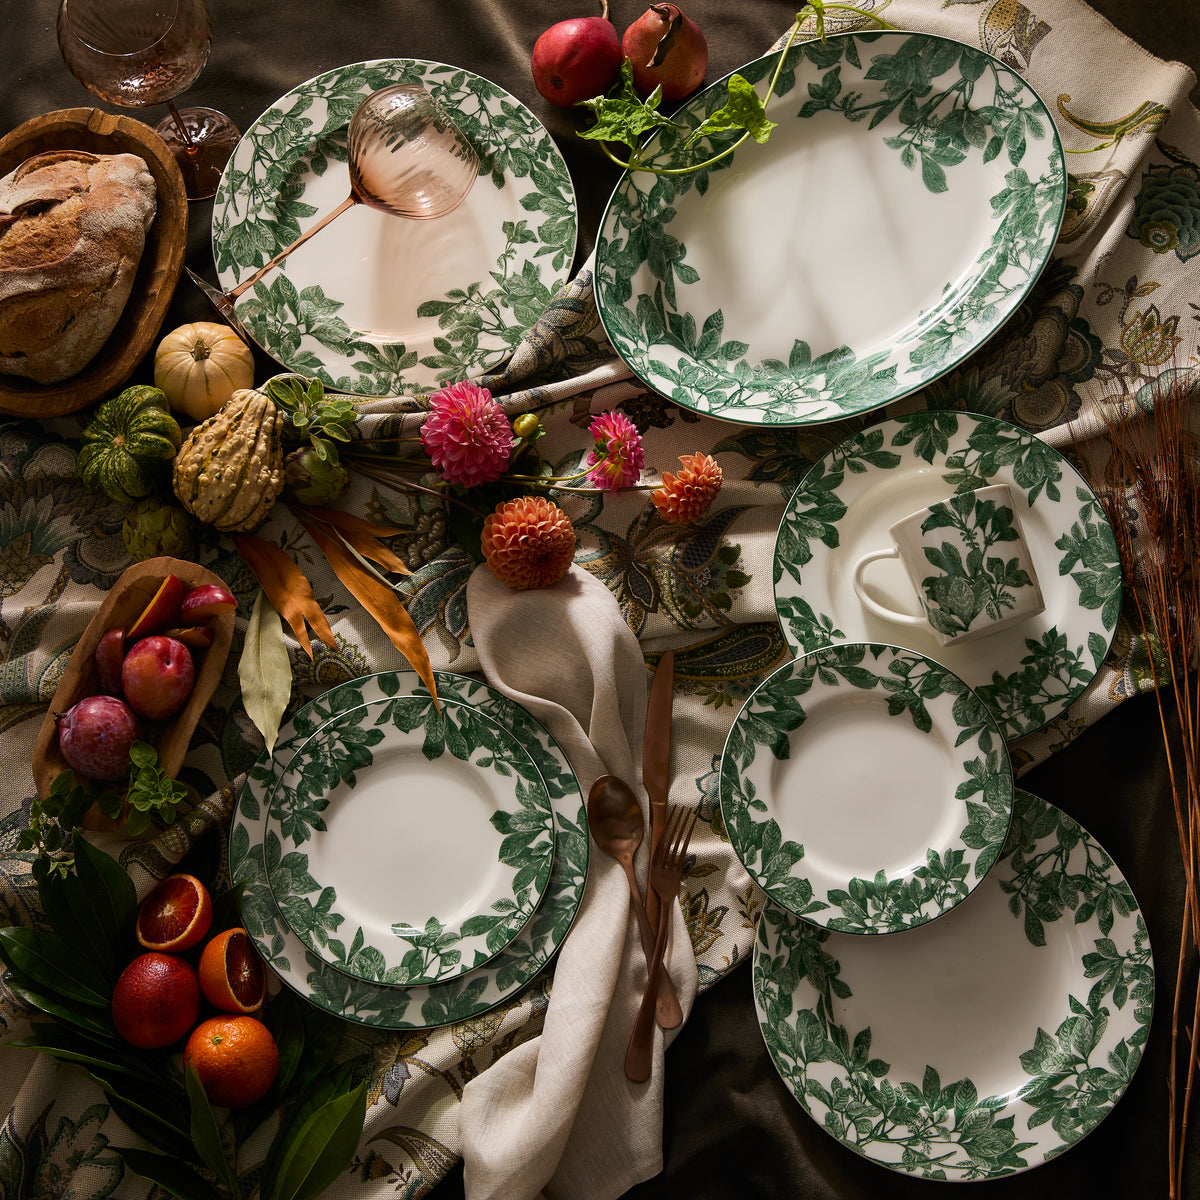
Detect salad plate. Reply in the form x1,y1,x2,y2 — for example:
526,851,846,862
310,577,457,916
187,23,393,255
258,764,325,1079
231,669,588,1030
753,789,1154,1179
774,410,1122,741
264,696,556,986
594,31,1065,426
213,59,577,396
720,642,1013,933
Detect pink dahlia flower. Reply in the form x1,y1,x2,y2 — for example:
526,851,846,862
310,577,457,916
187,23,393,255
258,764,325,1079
420,381,514,487
585,410,645,493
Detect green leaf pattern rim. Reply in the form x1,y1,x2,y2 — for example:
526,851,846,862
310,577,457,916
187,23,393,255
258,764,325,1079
752,789,1154,1180
593,31,1067,426
263,697,557,987
720,642,1014,933
772,410,1122,742
230,669,588,1030
212,58,578,396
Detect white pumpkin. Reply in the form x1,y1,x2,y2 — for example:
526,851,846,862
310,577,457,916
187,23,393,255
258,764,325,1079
154,321,255,421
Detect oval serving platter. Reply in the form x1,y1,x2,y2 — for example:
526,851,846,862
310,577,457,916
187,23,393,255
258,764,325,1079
753,789,1154,1179
264,694,556,987
594,31,1066,425
213,58,578,397
720,642,1013,933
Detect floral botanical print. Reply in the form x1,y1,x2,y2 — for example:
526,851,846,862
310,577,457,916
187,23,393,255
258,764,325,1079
594,32,1065,425
753,790,1153,1180
213,59,577,396
231,669,588,1029
719,643,1013,931
265,696,556,986
773,411,1121,740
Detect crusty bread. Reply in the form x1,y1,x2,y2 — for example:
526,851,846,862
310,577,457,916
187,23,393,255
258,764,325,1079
0,150,157,385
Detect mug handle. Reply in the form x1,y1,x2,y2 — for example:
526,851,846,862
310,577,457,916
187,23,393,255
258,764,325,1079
851,547,926,626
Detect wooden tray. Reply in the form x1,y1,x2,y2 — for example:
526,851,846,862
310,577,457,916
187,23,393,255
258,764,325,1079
32,558,235,807
0,108,189,418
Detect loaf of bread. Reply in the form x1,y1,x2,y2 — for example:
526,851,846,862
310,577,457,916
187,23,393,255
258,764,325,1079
0,150,157,385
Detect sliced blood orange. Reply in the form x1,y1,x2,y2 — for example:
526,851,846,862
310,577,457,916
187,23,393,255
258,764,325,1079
135,873,213,953
199,926,266,1014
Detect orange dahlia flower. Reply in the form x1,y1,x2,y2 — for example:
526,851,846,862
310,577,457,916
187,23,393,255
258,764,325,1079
481,495,577,590
652,452,723,525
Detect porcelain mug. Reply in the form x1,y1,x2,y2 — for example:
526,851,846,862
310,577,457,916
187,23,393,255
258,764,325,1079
851,483,1044,645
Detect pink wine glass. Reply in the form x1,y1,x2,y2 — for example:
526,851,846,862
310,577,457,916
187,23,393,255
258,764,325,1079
57,0,240,200
219,83,481,300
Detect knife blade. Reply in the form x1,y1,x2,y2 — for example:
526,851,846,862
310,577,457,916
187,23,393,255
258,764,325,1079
643,648,674,933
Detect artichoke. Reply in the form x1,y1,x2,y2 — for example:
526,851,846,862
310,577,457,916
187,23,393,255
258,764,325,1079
283,447,352,506
122,498,196,562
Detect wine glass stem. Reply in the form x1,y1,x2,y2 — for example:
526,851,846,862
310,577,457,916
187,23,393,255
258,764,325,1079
228,194,359,298
165,99,196,150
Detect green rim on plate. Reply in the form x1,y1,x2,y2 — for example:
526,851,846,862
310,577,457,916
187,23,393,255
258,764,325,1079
213,59,578,396
753,789,1154,1179
265,696,556,987
594,31,1066,426
720,642,1013,933
231,669,588,1029
773,410,1122,742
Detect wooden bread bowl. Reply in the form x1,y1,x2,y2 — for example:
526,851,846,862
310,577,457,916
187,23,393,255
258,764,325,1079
32,558,235,814
0,108,188,418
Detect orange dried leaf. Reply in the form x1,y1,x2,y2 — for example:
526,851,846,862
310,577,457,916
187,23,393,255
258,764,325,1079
232,534,337,659
297,506,411,574
301,518,438,704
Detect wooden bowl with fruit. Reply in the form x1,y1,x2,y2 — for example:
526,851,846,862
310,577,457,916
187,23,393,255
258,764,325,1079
32,558,236,813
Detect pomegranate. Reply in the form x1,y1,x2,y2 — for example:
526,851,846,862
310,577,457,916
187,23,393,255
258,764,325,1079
622,3,708,102
57,695,143,782
532,0,623,108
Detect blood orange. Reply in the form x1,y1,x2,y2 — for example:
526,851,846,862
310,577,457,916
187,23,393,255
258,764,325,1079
198,927,266,1013
184,1015,279,1108
135,873,213,953
112,952,201,1049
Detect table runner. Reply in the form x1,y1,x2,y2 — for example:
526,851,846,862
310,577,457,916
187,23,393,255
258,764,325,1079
2,1,1199,1198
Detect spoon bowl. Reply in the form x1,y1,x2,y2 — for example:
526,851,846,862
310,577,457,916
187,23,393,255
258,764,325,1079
587,774,683,1029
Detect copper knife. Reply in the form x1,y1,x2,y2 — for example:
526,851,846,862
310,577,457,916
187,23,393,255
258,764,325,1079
643,648,674,934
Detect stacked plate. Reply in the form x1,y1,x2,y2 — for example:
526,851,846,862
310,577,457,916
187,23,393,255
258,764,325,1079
720,411,1152,1179
231,669,588,1030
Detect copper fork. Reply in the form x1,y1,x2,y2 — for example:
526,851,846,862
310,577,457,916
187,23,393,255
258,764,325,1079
625,806,698,1082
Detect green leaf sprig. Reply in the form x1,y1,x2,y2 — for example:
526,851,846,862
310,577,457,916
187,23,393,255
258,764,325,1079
577,0,896,175
0,835,371,1200
19,744,187,881
266,375,358,467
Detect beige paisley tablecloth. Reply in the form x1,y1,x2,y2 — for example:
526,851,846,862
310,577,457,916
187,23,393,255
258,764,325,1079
2,0,1198,1197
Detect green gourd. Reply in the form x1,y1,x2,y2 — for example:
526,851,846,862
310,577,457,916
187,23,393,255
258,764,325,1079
77,386,184,504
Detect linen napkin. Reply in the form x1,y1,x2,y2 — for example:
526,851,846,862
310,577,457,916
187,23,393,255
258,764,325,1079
458,563,699,1200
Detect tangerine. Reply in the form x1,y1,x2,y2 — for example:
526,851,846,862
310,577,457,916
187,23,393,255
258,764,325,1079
184,1015,279,1108
111,952,201,1049
198,926,266,1013
135,873,213,953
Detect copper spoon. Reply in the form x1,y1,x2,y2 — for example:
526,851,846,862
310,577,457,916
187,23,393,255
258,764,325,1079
587,775,683,1029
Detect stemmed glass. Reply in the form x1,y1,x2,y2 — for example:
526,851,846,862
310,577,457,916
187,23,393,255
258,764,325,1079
57,0,240,200
186,84,480,336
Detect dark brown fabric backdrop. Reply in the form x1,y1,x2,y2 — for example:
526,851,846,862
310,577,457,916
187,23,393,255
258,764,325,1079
3,1,1198,1197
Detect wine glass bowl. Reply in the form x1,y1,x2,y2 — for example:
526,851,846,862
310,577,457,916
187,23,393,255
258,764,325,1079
56,0,240,199
349,84,480,220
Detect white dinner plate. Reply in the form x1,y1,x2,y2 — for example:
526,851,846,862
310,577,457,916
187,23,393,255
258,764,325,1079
213,58,577,396
265,696,555,986
753,789,1154,1179
594,31,1065,425
720,642,1013,932
230,669,588,1029
773,410,1122,741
